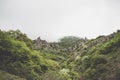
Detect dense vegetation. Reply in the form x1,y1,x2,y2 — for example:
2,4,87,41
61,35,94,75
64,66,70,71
66,30,120,80
0,29,120,80
0,70,26,80
0,30,60,80
58,36,86,48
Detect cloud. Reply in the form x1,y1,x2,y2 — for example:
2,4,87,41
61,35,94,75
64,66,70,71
0,0,120,42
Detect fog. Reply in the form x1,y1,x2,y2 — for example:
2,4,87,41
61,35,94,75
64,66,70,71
0,0,120,42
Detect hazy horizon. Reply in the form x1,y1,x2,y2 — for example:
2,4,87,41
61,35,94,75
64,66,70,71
0,0,120,42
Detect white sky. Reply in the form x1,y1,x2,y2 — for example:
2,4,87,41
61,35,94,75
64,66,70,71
0,0,120,42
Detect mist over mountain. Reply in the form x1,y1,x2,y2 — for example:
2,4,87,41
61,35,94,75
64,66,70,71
0,0,120,80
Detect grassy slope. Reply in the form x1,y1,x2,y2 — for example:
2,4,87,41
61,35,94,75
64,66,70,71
67,30,120,80
0,29,120,80
0,70,26,80
0,30,60,80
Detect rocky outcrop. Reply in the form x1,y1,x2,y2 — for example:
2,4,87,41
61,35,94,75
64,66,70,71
33,37,50,50
33,37,87,53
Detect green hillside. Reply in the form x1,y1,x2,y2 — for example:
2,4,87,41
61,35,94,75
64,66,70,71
0,70,26,80
0,29,120,80
0,30,60,80
65,30,120,80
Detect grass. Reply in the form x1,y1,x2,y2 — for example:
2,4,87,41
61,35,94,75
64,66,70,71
0,70,26,80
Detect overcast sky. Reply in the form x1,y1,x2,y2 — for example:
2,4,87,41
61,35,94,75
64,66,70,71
0,0,120,42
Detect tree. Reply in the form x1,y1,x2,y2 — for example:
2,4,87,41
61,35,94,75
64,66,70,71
58,36,80,48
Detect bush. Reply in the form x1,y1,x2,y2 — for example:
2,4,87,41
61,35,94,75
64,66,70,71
99,34,120,54
91,55,107,67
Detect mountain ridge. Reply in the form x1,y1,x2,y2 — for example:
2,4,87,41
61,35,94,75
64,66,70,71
0,29,120,80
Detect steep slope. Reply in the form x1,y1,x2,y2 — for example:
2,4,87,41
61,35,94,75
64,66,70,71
34,36,87,53
33,30,120,80
1,29,120,80
66,30,120,80
0,30,60,80
0,70,26,80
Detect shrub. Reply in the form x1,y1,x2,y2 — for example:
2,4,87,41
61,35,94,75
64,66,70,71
91,55,107,67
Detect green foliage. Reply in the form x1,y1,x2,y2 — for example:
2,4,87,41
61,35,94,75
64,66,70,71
0,29,120,80
80,56,90,71
75,31,120,80
99,33,120,54
90,55,107,67
0,30,60,80
41,70,71,80
84,65,108,80
7,30,33,49
59,36,83,48
0,70,26,80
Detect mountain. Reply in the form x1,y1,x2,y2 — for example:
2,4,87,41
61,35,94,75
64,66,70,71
0,29,120,80
0,30,60,80
65,30,120,80
34,36,88,53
